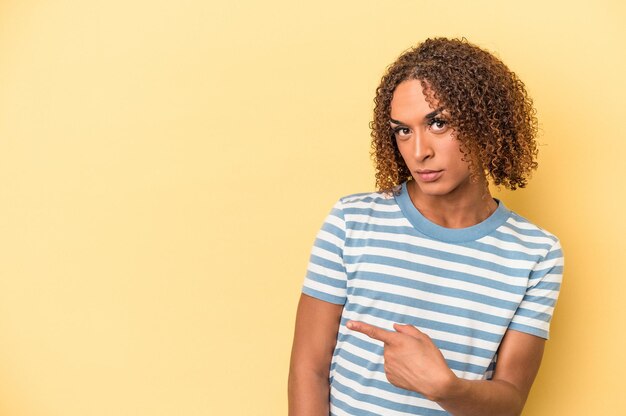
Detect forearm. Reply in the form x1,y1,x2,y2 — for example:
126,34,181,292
436,377,525,416
347,318,544,416
436,330,544,416
288,365,330,416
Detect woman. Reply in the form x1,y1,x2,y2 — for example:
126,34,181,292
289,37,563,416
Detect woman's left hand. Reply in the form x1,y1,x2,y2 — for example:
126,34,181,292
346,320,457,401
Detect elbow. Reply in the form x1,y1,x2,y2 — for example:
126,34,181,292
288,359,330,386
498,381,527,416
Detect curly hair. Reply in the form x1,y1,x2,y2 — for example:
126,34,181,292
371,37,538,192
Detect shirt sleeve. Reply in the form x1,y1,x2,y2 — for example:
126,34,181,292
302,199,348,305
508,238,564,339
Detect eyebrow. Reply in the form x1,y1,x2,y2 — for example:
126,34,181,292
390,108,443,125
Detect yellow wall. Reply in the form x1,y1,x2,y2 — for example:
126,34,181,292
0,1,624,415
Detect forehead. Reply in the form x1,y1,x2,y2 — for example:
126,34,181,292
390,79,439,118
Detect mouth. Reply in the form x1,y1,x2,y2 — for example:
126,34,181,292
415,169,443,182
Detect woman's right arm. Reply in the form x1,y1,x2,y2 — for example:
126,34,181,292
288,293,343,416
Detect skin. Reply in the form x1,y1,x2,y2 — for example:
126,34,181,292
288,79,546,416
288,294,342,416
345,321,545,416
390,79,497,228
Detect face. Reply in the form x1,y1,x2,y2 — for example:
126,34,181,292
390,79,478,200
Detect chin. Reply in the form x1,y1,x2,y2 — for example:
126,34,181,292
413,182,451,196
421,189,454,197
413,180,469,198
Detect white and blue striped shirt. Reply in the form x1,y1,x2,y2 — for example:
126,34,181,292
302,182,564,416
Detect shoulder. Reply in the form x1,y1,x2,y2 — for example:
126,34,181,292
502,210,559,243
328,189,403,225
336,186,401,210
497,208,562,259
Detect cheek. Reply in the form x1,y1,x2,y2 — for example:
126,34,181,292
441,140,467,164
452,156,472,173
395,141,410,162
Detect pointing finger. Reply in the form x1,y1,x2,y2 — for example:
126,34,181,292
347,320,396,344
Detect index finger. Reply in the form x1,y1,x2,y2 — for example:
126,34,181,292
347,320,396,344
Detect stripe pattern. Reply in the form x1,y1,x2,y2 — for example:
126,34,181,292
303,185,563,416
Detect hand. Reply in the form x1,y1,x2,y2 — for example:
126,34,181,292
346,320,457,401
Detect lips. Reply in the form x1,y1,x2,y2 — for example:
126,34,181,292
415,170,443,182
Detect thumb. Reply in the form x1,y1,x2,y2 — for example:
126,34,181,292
393,323,424,338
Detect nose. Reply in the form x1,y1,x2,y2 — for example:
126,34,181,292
411,130,434,161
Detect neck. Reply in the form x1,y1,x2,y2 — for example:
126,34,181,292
406,180,497,229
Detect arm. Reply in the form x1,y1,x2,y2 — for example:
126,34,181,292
288,294,343,416
437,329,545,416
347,321,545,416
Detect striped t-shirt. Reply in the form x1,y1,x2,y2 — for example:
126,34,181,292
302,182,564,416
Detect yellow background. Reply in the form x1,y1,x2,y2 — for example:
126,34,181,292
0,1,624,415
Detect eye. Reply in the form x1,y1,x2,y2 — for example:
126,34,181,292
393,126,411,139
428,118,449,133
